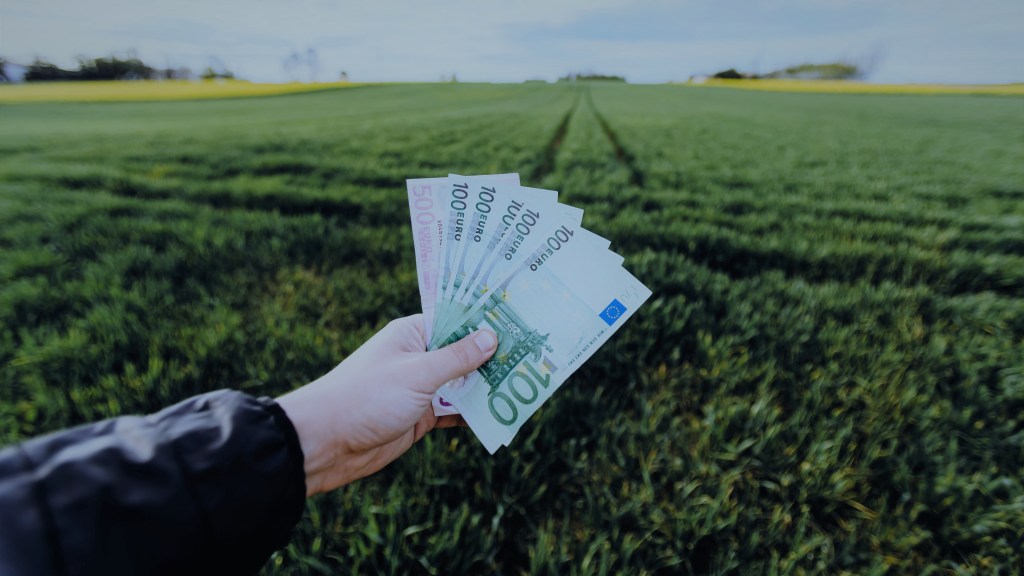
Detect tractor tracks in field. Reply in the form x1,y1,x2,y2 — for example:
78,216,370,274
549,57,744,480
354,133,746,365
531,86,646,188
584,88,646,188
530,89,580,182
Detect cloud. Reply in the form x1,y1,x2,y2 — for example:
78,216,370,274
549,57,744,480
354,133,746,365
1,0,1021,83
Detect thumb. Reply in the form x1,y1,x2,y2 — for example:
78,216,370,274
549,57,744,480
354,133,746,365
415,330,497,393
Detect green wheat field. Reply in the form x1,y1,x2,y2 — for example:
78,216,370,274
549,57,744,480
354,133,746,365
1,82,1022,574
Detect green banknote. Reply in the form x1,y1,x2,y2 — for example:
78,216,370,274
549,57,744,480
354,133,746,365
437,231,651,453
430,199,582,349
449,186,559,307
433,174,520,340
407,172,650,447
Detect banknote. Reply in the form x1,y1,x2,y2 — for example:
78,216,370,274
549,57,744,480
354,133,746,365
430,242,628,418
429,179,560,416
432,197,582,416
441,175,504,313
407,177,464,416
406,173,650,449
440,241,651,452
433,224,610,348
431,200,584,349
448,186,559,309
431,226,620,413
406,177,447,341
433,174,519,339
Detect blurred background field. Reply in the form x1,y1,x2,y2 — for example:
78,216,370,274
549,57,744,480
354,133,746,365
1,81,1022,574
0,79,360,103
691,79,1024,96
4,78,1021,104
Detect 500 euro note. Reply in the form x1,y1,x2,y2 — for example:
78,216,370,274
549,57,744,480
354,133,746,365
406,177,446,342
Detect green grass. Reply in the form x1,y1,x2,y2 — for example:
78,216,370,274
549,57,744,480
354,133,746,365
1,83,1022,574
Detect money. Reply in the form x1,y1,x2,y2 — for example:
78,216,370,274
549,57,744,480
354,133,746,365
449,186,559,310
406,177,447,341
433,174,520,339
431,201,582,349
406,173,651,452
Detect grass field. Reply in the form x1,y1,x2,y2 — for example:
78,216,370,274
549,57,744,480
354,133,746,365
692,79,1024,96
1,82,1022,574
0,79,360,103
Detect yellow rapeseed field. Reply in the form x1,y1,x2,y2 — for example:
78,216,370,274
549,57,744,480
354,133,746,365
0,79,362,103
691,78,1024,96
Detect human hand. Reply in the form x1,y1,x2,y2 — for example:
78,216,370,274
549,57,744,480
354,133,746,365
276,314,497,496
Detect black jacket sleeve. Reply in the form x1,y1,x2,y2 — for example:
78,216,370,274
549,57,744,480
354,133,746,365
0,389,307,576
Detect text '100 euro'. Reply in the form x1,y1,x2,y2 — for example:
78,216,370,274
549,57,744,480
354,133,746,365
407,174,651,453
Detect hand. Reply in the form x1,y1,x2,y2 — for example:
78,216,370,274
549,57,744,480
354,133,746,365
276,314,497,496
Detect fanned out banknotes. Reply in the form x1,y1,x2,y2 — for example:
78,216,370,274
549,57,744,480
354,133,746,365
406,174,651,453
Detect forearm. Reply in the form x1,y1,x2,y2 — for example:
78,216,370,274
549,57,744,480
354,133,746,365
0,390,306,575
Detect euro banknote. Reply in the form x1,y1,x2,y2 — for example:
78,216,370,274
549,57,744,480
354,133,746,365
406,173,650,451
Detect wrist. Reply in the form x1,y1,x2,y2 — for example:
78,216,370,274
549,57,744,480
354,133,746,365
276,386,339,497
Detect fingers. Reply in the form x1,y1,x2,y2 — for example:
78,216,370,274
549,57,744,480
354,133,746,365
413,330,497,393
380,315,428,352
434,415,468,429
393,314,425,340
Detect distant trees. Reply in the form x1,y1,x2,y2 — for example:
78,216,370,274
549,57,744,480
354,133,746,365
25,56,155,81
24,59,78,81
78,56,155,80
712,68,744,80
711,61,863,81
200,67,235,80
161,66,194,80
21,56,205,82
200,56,235,81
767,62,862,80
559,73,627,83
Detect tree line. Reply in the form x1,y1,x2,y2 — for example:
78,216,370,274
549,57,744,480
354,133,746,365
713,62,862,80
2,56,234,82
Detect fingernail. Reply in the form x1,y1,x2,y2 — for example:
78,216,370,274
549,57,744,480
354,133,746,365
475,330,497,353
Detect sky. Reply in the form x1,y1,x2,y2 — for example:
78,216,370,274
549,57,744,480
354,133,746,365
2,0,1022,84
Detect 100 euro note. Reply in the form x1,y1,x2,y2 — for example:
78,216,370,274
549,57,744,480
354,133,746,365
411,174,557,415
448,185,559,311
432,197,582,415
430,199,582,349
435,225,611,346
439,175,521,315
433,173,520,339
431,225,614,413
434,231,651,453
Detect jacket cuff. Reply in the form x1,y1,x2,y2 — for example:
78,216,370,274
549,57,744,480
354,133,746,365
259,395,308,506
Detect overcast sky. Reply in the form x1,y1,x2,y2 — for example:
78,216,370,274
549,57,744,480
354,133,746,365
2,0,1022,84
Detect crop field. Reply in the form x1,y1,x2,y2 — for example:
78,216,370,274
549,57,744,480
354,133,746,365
1,83,1022,574
693,79,1024,96
0,79,360,103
